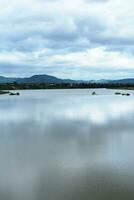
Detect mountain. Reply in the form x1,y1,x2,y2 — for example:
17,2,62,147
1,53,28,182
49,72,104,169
0,74,77,84
17,75,65,84
0,76,18,83
0,75,134,84
111,79,134,84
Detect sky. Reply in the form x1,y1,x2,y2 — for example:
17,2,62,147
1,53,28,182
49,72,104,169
0,0,134,80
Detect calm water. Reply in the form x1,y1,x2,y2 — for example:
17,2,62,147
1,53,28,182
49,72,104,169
0,89,134,200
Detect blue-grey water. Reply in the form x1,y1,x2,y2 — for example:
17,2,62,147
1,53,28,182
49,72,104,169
0,89,134,200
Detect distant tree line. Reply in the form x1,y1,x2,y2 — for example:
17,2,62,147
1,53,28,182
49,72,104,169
0,82,134,90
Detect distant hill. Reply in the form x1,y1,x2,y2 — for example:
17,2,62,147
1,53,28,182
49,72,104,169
111,79,134,84
0,74,77,84
87,79,134,84
0,74,134,84
0,76,17,83
17,75,65,84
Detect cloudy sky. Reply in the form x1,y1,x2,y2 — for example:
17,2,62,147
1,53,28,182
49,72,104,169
0,0,134,80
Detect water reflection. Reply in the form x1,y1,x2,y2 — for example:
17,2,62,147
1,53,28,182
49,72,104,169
0,89,134,200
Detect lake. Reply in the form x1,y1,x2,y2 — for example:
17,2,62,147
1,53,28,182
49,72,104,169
0,89,134,200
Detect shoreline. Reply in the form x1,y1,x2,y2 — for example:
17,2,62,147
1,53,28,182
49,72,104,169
0,88,134,94
0,91,10,95
0,87,134,91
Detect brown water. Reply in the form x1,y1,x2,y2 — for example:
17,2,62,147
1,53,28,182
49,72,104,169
0,89,134,200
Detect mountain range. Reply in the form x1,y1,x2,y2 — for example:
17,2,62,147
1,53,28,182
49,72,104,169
0,75,76,84
0,74,134,84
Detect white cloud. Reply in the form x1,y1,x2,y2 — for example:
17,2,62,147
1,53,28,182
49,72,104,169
0,0,134,79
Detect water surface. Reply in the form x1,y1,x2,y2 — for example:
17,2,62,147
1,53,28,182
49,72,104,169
0,89,134,200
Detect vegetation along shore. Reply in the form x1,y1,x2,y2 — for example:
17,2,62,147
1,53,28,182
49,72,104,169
0,82,134,91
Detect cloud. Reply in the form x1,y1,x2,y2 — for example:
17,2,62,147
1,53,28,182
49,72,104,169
0,0,134,79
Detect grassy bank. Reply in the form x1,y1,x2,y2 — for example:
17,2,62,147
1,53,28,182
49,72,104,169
0,83,134,90
0,90,9,95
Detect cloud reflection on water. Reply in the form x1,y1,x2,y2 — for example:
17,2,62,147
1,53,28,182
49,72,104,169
0,89,134,200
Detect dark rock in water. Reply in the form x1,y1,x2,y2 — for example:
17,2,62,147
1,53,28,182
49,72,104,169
92,91,97,95
9,93,15,96
9,92,20,96
115,92,121,95
122,93,130,96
